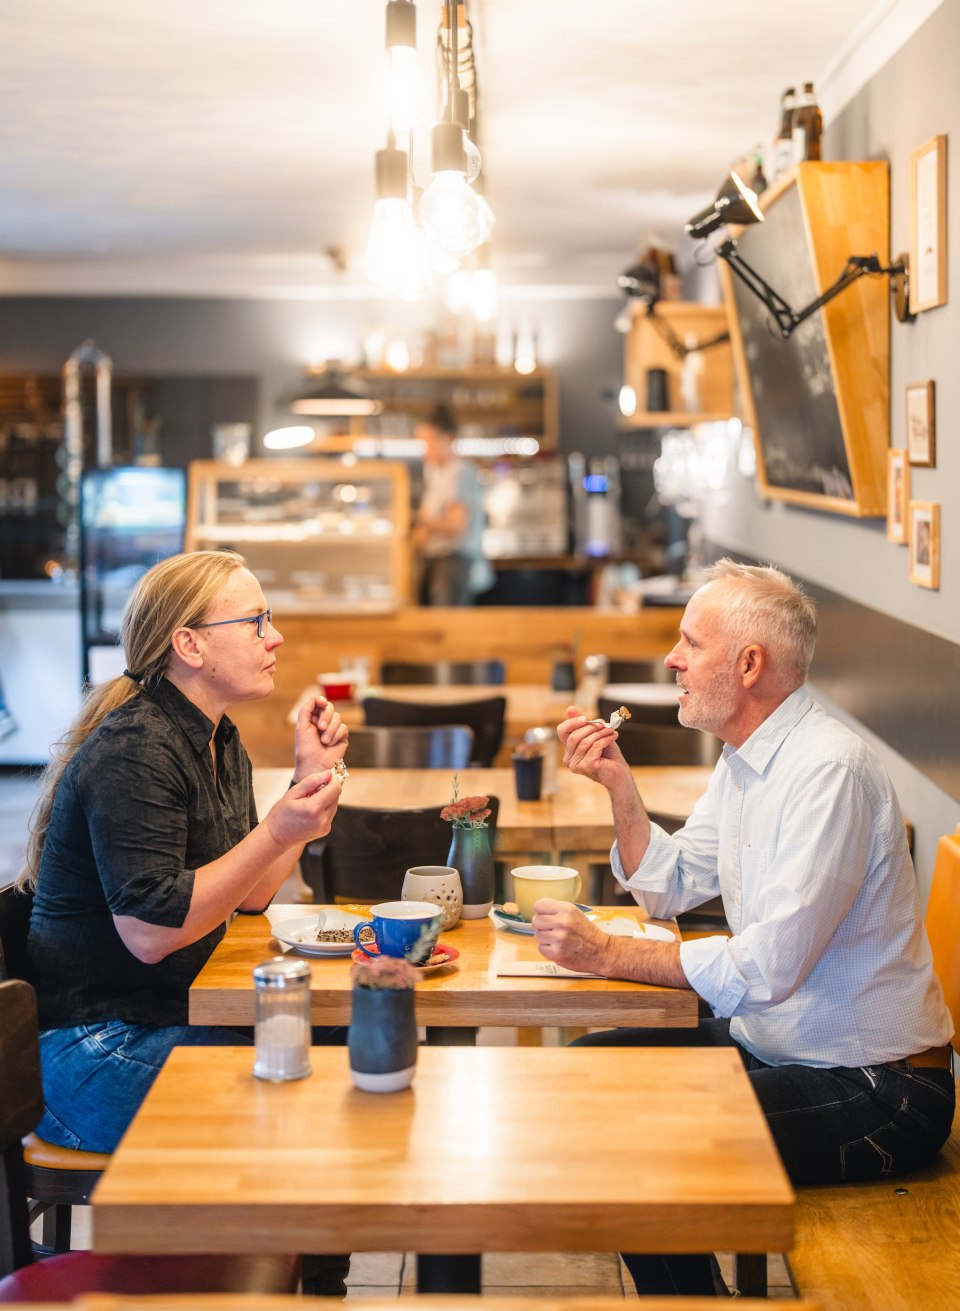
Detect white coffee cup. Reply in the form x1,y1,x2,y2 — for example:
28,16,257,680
401,866,463,929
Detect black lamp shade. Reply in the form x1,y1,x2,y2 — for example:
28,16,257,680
686,171,764,239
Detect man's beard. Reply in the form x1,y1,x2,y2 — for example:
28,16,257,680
676,672,739,737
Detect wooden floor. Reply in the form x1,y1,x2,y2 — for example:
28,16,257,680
4,770,795,1299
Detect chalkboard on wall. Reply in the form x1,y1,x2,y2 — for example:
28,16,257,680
720,162,890,517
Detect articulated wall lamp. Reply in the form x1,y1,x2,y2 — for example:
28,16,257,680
685,171,913,340
617,258,729,360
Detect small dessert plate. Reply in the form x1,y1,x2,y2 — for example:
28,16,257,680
350,943,460,974
489,904,596,935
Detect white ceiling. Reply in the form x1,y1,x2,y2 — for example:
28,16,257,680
0,0,901,299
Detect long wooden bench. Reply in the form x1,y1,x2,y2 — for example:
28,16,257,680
787,827,960,1310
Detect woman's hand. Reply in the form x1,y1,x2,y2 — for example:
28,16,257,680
265,770,343,849
557,704,628,789
293,694,348,780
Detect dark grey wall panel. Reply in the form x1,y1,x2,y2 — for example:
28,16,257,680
805,582,960,804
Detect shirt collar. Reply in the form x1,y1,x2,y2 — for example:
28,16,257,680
724,684,814,778
144,677,238,756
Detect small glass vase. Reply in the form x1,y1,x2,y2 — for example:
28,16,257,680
348,985,418,1093
448,824,495,918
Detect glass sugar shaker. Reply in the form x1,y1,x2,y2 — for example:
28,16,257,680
252,957,312,1082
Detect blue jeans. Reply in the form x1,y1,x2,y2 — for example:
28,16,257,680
573,1019,955,1296
38,1022,252,1154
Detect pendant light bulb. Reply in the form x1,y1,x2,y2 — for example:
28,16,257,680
384,0,426,132
420,121,482,258
366,141,430,299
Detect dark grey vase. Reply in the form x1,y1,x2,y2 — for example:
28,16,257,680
448,824,495,918
348,985,418,1093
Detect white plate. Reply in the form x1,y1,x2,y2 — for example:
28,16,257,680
595,917,677,943
489,904,596,935
272,910,373,956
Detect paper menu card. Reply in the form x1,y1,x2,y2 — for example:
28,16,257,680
495,961,605,980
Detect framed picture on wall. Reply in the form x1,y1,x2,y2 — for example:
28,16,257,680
910,134,948,313
886,449,910,543
906,380,936,466
908,500,940,589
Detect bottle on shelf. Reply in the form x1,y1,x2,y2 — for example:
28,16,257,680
748,145,768,197
792,81,823,163
771,87,796,180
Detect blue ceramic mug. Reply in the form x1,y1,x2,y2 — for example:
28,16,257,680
353,900,444,964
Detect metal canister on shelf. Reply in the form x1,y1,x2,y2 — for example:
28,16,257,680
252,956,312,1082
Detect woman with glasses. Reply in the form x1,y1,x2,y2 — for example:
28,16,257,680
19,549,347,1156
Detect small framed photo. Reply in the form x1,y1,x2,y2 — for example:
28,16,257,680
886,449,910,543
910,134,948,313
909,500,940,589
906,380,936,466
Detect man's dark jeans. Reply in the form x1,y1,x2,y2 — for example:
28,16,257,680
573,1019,955,1296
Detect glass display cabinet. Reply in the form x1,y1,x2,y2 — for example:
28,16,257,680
185,458,412,613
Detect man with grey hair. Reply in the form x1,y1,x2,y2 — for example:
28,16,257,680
538,560,953,1297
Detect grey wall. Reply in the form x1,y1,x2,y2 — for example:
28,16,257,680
0,293,624,461
702,0,960,897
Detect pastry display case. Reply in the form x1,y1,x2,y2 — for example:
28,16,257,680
186,458,412,613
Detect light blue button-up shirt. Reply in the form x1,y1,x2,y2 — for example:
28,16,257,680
612,686,952,1068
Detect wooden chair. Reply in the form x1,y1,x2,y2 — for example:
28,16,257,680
344,724,474,769
613,722,723,767
0,881,112,1257
380,660,506,686
598,693,680,727
320,797,500,904
362,694,507,768
786,825,960,1310
0,977,299,1300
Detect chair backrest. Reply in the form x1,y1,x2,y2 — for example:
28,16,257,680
322,798,500,903
925,826,960,1053
0,883,33,983
380,660,506,686
598,694,681,728
605,658,673,684
0,977,44,1276
362,695,507,768
614,722,723,768
345,724,474,769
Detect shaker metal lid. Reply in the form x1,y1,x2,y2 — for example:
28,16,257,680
253,955,311,986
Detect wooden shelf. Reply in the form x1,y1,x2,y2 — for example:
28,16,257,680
619,409,734,430
622,302,735,424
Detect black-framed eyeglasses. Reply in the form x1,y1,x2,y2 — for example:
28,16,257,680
195,609,272,640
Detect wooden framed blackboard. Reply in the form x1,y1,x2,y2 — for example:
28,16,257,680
720,162,890,517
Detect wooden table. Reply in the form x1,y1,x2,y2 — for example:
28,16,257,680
253,767,555,861
55,1297,820,1311
189,907,698,1030
253,764,713,865
91,1046,795,1293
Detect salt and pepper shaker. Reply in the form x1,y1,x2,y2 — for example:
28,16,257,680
252,957,312,1082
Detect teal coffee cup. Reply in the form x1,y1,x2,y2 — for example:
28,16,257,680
353,900,443,964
